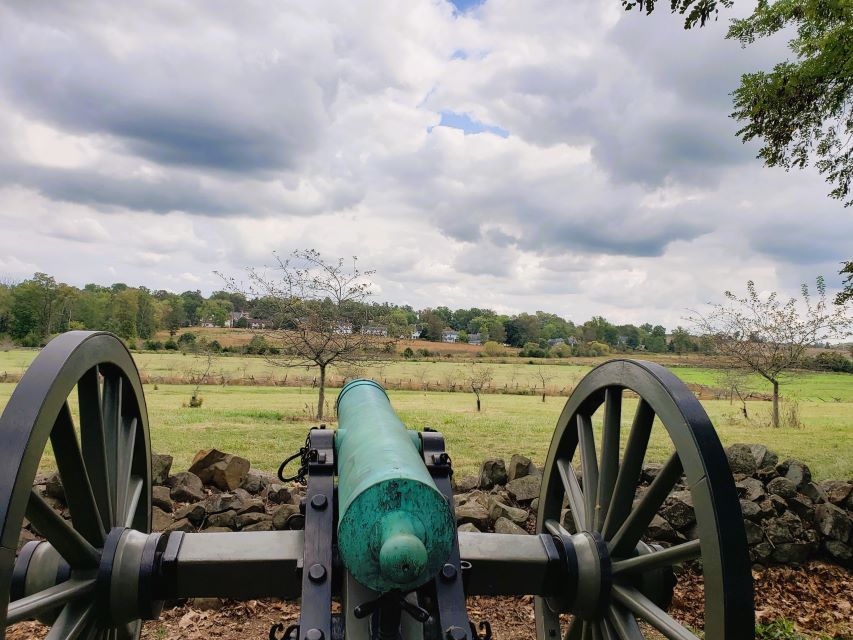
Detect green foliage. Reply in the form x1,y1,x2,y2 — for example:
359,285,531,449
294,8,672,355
755,619,811,640
801,350,853,373
403,347,415,359
177,332,197,346
482,341,504,357
520,341,548,358
838,260,853,305
144,340,164,351
164,339,178,351
245,334,270,355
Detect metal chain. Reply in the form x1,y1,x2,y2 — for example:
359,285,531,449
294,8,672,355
277,433,312,485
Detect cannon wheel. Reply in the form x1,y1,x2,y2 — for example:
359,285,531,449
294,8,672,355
535,360,754,640
0,331,151,640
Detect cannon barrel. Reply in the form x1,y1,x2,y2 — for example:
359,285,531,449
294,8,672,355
335,379,455,593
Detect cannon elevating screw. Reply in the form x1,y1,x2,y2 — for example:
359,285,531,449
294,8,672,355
311,494,328,510
445,626,467,640
304,629,324,640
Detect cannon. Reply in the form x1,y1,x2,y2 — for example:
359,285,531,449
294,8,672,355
0,331,754,640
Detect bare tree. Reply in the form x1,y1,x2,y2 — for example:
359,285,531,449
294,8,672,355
690,278,850,427
468,362,494,412
221,250,394,420
535,366,554,402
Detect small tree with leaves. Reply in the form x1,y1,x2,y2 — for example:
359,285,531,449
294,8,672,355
468,362,494,412
221,250,393,420
690,278,850,427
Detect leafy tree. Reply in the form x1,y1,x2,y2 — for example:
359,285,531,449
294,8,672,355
223,250,393,420
180,290,205,326
625,0,853,209
0,284,11,335
670,326,693,354
162,296,186,336
506,313,540,347
418,310,446,342
109,288,138,340
136,288,158,339
837,260,853,305
690,278,850,427
482,340,504,357
199,299,232,327
10,273,60,343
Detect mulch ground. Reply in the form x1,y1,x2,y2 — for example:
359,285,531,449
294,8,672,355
8,561,852,639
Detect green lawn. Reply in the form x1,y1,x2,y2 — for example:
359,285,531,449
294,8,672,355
2,380,850,481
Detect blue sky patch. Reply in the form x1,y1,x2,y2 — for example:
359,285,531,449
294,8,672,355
431,110,509,137
450,0,486,14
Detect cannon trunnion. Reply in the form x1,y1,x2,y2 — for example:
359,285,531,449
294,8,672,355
0,332,755,640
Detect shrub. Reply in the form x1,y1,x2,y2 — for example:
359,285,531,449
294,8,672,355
417,348,432,357
144,340,164,351
551,343,573,358
245,335,269,355
403,347,414,359
802,351,853,373
520,341,548,358
177,332,197,346
482,341,504,357
164,339,178,351
208,340,222,353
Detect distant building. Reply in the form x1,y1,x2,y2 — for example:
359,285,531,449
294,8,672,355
335,323,353,335
249,319,271,329
410,329,422,340
468,333,482,345
442,329,460,343
361,325,388,337
226,311,249,328
547,338,565,347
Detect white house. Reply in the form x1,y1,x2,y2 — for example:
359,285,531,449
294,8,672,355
442,329,460,343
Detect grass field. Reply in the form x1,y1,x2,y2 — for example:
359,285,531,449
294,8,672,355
1,374,850,481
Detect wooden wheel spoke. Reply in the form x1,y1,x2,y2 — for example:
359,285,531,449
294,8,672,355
101,375,123,526
602,401,654,540
25,490,100,569
611,539,701,576
45,599,94,640
124,477,144,529
116,417,138,521
576,414,599,532
599,618,619,640
609,452,683,558
50,402,105,546
595,388,622,531
612,584,700,640
606,604,644,640
557,458,587,530
6,578,95,625
78,366,113,529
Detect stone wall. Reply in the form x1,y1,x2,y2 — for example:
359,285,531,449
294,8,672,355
451,444,852,568
23,444,852,570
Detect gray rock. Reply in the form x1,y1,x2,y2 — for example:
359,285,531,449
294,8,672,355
506,475,541,502
765,511,803,545
740,500,761,521
494,517,528,535
152,506,172,531
167,472,205,503
272,504,301,530
771,543,812,565
265,484,291,504
453,475,479,493
755,466,779,484
769,494,788,513
507,454,533,482
190,598,223,611
814,503,851,542
748,444,778,469
203,490,257,515
240,470,270,495
487,497,528,524
236,512,272,529
736,478,765,502
152,486,173,513
530,498,539,512
751,542,773,563
166,518,195,533
766,477,797,500
743,519,764,545
175,502,206,526
823,539,852,563
818,480,853,506
801,482,828,505
786,494,815,521
455,503,490,529
478,459,507,490
203,526,233,533
44,473,64,501
206,510,237,529
641,463,663,484
151,454,173,485
776,459,811,489
661,491,695,530
646,515,680,544
242,520,275,532
457,523,481,533
725,444,758,475
189,449,251,491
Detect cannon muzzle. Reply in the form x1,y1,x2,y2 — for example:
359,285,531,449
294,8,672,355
335,379,455,593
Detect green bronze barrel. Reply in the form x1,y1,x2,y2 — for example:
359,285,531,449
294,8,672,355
335,379,455,593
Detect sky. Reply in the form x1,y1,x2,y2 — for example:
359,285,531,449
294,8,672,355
0,0,851,328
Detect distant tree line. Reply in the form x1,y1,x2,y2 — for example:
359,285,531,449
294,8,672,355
4,272,845,364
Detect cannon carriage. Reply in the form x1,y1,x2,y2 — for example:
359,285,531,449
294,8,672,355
0,331,754,640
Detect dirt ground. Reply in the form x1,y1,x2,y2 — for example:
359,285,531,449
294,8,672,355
9,561,849,640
